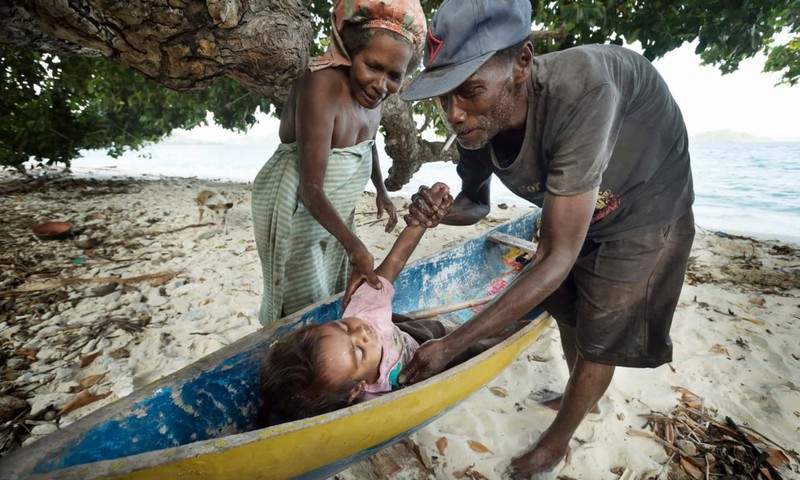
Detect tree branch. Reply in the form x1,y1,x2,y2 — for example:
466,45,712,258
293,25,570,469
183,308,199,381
380,95,459,191
3,0,313,105
531,25,568,43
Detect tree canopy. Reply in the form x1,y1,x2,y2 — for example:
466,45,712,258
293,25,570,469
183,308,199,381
1,48,266,168
1,0,797,186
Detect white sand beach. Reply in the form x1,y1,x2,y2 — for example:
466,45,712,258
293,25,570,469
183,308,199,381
1,172,798,479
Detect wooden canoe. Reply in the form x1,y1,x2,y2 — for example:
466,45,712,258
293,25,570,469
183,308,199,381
1,210,550,480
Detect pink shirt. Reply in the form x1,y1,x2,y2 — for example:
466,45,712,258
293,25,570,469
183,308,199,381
342,276,418,395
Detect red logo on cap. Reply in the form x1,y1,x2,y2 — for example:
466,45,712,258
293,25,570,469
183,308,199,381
426,29,444,66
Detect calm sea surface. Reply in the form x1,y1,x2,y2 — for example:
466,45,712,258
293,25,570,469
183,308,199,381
73,140,800,241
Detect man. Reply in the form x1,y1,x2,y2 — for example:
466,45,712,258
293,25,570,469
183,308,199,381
397,0,695,477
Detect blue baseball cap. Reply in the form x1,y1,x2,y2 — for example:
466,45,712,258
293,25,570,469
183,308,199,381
401,0,532,101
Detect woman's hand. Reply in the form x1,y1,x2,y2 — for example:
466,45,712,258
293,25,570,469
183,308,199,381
376,190,398,233
404,184,454,228
343,244,381,308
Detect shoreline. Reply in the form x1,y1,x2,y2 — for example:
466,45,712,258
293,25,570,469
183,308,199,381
14,166,798,247
1,172,798,478
29,135,800,244
694,226,800,247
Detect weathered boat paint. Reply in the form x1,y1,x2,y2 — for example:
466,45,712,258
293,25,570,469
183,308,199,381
1,210,548,480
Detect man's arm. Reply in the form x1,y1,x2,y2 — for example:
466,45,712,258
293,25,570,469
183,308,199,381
441,190,490,225
445,145,492,225
399,187,598,384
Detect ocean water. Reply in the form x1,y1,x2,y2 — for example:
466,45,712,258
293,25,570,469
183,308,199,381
71,140,800,241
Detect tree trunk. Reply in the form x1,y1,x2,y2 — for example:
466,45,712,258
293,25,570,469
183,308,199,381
381,94,459,191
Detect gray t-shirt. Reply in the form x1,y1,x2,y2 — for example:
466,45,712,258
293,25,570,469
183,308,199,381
457,44,694,240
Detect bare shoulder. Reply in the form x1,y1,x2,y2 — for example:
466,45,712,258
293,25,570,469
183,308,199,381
280,69,350,142
300,68,350,104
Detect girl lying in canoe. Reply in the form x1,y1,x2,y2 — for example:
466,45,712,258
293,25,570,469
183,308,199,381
258,184,455,423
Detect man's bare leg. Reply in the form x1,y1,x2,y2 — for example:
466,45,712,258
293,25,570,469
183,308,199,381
510,357,615,478
541,323,600,414
558,322,579,371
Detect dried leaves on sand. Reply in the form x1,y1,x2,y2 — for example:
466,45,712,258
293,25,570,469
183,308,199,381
630,387,797,479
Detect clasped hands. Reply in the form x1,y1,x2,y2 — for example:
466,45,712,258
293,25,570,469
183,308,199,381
404,183,454,228
343,183,453,309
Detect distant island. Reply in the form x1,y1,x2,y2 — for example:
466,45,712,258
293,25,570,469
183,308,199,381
692,130,772,143
159,132,221,146
159,129,279,146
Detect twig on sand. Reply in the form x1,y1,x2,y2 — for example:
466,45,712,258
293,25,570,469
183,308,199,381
627,429,695,458
1,272,175,296
725,416,784,480
356,218,389,227
139,223,215,237
634,392,793,480
656,451,678,479
738,425,800,464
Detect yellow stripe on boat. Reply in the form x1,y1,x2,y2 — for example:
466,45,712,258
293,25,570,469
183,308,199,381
104,317,550,480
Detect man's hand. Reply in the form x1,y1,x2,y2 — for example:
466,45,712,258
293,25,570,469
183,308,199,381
404,184,454,228
398,338,455,385
343,245,380,308
376,190,398,233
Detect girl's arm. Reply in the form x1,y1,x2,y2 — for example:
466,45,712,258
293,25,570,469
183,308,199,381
375,183,452,283
374,225,427,283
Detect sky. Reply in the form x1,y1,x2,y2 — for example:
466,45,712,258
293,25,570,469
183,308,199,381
649,42,800,141
176,41,800,143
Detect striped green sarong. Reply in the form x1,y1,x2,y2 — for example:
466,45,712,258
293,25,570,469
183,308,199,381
251,141,374,325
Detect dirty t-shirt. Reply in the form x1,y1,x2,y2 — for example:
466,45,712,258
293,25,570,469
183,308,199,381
457,44,694,240
342,276,418,395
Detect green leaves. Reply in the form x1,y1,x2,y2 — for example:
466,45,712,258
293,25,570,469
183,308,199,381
523,0,798,83
764,37,800,86
0,48,263,169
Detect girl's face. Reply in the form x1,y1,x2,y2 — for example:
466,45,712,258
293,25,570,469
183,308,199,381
349,32,413,109
315,317,383,387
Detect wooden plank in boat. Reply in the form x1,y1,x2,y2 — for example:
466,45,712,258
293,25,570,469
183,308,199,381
488,232,538,256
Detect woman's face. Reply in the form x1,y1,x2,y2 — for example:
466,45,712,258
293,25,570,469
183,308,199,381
349,32,413,109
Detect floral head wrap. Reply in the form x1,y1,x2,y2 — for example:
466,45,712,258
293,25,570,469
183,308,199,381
309,0,426,72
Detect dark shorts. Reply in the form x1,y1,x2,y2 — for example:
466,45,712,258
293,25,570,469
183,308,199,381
541,209,695,368
395,318,447,344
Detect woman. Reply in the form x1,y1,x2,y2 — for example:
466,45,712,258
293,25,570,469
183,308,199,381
252,0,425,325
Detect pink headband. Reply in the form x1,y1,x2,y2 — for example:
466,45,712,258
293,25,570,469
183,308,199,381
309,0,426,72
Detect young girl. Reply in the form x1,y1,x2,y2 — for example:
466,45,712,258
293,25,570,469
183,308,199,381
259,184,454,423
251,0,426,326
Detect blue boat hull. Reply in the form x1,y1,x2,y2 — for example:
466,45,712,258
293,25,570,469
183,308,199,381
1,210,546,479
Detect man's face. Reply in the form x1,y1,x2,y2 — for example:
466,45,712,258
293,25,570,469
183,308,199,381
437,57,518,150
